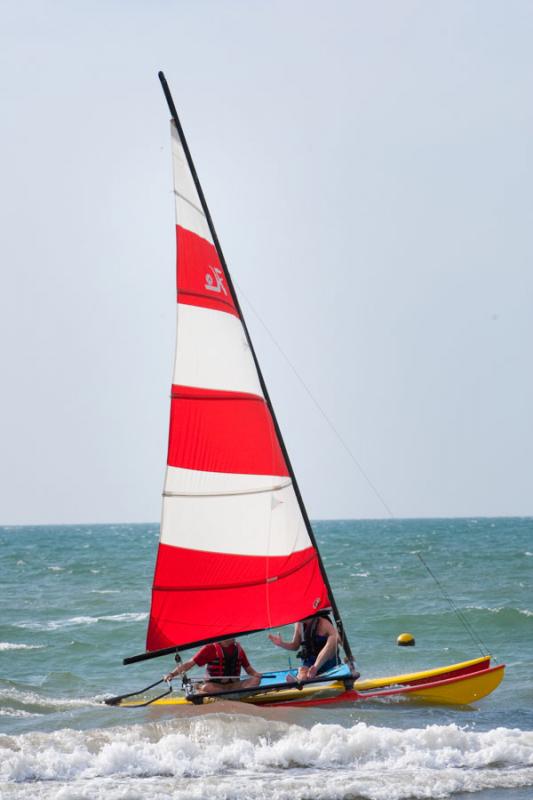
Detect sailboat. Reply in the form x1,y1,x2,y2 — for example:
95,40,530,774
107,74,504,709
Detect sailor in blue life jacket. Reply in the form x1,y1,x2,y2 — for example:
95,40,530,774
268,614,341,682
163,638,261,694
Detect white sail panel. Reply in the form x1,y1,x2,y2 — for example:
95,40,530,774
173,304,263,396
165,465,292,496
175,196,212,242
172,123,213,242
160,482,311,557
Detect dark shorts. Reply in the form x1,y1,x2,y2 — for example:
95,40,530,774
302,657,339,674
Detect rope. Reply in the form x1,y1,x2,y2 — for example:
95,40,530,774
415,552,489,657
235,282,395,518
237,282,493,661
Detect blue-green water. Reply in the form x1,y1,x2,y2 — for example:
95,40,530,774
1,518,532,799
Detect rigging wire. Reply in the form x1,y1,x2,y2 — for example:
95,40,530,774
235,281,395,519
237,281,494,658
415,552,489,657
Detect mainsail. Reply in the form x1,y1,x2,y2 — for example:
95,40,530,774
127,74,352,665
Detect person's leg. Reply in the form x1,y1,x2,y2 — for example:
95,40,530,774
316,657,339,675
286,666,310,683
198,680,224,693
199,675,260,694
240,675,261,689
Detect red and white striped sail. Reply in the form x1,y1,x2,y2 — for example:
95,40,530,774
146,121,330,652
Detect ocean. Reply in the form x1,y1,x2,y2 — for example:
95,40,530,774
1,517,532,800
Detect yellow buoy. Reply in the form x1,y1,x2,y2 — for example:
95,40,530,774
397,632,415,646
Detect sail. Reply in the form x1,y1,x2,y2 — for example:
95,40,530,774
145,120,331,652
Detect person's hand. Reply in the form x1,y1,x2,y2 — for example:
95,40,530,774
307,664,318,681
268,633,282,647
163,672,174,682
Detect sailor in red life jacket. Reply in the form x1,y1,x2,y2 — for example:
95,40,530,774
163,638,261,693
268,614,340,682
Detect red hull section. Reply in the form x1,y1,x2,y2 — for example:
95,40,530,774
168,385,289,476
147,543,330,651
267,663,504,708
383,657,491,688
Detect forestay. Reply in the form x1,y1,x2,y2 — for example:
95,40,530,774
146,120,331,652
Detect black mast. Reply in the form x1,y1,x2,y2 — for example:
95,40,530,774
124,73,354,667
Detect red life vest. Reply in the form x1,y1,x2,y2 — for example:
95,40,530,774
206,643,244,678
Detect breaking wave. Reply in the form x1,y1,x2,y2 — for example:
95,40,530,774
1,716,533,799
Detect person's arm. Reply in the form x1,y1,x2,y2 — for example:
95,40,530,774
239,648,261,679
163,657,196,682
307,619,340,678
268,623,302,651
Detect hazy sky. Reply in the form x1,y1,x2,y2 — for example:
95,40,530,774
1,1,532,524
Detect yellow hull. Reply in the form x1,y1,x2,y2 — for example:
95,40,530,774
116,656,504,708
118,679,344,707
354,655,490,691
394,664,505,705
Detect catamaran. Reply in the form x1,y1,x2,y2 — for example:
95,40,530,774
106,74,504,709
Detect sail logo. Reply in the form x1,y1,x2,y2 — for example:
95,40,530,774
204,265,228,296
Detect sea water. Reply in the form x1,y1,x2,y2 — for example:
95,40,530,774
0,518,532,800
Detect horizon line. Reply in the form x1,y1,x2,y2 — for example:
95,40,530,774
1,513,532,529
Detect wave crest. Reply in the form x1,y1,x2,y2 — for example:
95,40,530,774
1,717,533,798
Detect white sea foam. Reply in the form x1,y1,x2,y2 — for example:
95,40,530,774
464,605,533,617
3,769,533,800
48,565,64,571
0,643,44,651
15,617,98,631
0,707,37,718
15,612,148,631
1,717,533,799
0,686,99,713
100,612,148,622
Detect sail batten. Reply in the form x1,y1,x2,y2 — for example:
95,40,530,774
139,74,354,663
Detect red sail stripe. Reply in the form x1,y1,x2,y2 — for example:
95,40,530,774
147,543,330,651
177,225,239,317
167,385,289,476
